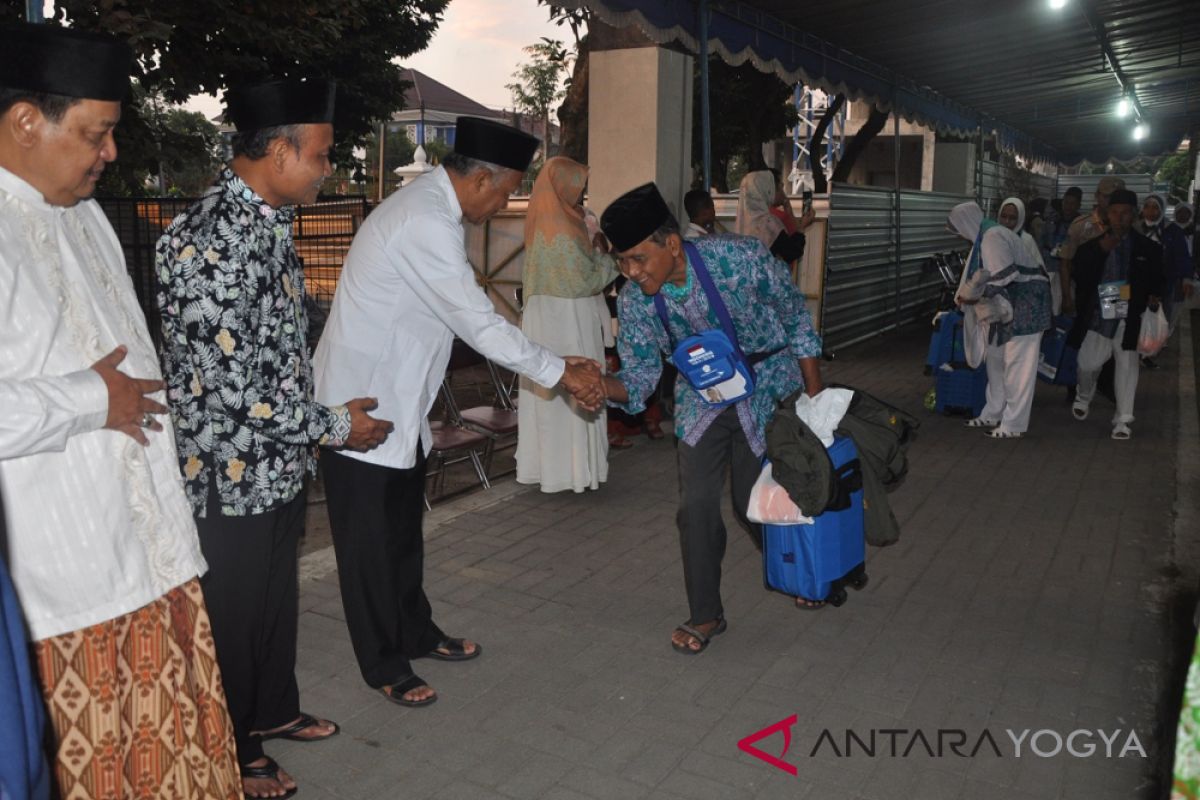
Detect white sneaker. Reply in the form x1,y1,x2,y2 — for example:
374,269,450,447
1111,422,1131,440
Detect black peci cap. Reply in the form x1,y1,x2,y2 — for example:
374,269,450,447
453,116,540,172
600,182,673,252
1108,189,1138,208
225,78,336,131
0,23,133,102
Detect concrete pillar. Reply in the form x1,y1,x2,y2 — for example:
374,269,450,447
588,47,694,223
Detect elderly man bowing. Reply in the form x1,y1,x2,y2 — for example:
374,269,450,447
0,23,240,798
593,183,824,654
156,78,393,799
314,117,602,707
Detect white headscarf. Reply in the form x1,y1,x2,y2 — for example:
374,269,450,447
948,201,1027,288
735,170,785,250
1000,196,1026,233
1140,193,1165,243
1000,196,1045,271
1172,202,1193,229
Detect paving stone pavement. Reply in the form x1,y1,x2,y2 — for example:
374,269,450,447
276,316,1199,800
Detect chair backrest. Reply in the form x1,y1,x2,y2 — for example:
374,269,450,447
446,338,487,372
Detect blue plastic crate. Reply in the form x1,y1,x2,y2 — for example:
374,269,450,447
934,365,987,416
762,436,866,602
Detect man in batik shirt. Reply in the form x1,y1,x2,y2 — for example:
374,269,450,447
595,183,824,655
156,78,391,799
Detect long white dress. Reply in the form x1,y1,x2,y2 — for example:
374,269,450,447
516,293,612,492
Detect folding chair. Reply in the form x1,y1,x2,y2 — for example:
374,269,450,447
425,418,491,506
442,339,520,475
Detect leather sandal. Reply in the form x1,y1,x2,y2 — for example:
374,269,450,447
379,673,437,707
241,756,297,800
251,712,339,743
671,617,727,655
424,637,482,662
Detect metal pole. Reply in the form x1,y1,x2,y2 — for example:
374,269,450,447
975,123,984,205
25,0,43,22
699,0,711,191
893,94,902,331
377,121,386,203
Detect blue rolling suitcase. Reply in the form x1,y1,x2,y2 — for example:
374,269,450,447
762,436,867,605
934,364,988,417
1037,315,1078,386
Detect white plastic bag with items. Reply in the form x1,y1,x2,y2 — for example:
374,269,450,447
746,462,815,525
793,387,855,447
1137,305,1169,356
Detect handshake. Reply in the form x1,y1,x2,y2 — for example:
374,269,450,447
558,356,609,412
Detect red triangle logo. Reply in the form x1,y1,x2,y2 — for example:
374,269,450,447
737,714,798,776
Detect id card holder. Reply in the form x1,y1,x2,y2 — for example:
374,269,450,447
1098,280,1129,321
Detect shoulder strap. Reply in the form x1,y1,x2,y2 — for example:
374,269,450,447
684,241,743,352
652,292,673,347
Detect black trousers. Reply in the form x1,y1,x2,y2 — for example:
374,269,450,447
196,488,306,766
676,406,762,626
322,448,445,688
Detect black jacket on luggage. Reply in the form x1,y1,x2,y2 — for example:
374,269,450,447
765,386,918,547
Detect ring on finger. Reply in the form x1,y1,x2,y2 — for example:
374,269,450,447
140,412,154,429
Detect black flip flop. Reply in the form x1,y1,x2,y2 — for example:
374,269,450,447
379,673,437,707
241,756,297,800
423,637,482,662
252,712,340,743
671,617,727,655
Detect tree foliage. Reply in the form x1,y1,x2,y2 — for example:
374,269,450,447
3,0,447,194
507,38,570,162
692,57,798,192
156,106,223,196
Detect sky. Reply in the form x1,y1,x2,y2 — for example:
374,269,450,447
182,0,564,120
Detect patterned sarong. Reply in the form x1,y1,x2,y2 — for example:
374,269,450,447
34,578,241,799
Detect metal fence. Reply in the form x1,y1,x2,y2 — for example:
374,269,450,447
97,195,370,347
823,183,972,350
979,160,1056,216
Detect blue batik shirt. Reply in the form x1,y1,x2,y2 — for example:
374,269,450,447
613,234,822,456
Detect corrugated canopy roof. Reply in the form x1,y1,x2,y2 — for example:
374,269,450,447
565,0,1199,165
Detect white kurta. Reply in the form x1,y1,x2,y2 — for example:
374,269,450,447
313,166,565,469
515,294,610,493
0,166,205,641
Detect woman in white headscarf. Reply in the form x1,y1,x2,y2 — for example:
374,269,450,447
1135,194,1167,244
1164,202,1196,333
735,170,813,263
999,197,1052,311
948,201,1052,438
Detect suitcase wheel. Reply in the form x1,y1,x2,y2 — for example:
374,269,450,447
827,587,849,607
847,564,869,591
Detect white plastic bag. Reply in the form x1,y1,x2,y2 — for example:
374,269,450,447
793,388,854,447
1137,305,1169,356
746,462,814,525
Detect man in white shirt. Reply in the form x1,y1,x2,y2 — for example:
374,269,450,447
0,22,240,797
314,117,602,706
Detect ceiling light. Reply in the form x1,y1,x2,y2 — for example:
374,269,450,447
1133,124,1148,141
1116,97,1130,117
1049,0,1067,8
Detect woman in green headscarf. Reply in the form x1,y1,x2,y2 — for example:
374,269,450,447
515,156,618,493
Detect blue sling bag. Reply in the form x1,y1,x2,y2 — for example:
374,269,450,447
653,242,781,408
